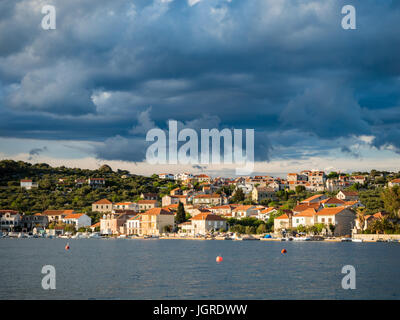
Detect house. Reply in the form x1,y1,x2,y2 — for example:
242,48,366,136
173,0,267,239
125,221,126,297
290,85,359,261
139,208,174,236
336,191,359,201
88,178,105,188
291,208,317,228
293,202,321,214
100,212,133,235
42,209,75,223
158,173,174,180
307,171,326,184
174,173,193,181
63,213,92,230
189,212,227,235
178,221,194,235
232,205,257,219
344,200,365,209
252,187,276,203
301,194,327,204
188,208,212,217
20,179,38,190
92,199,113,213
351,175,367,185
0,210,21,231
388,178,400,188
192,194,223,206
21,213,48,232
257,207,278,222
359,212,390,231
113,202,139,211
140,193,158,200
137,200,159,211
208,205,236,216
320,197,347,208
314,207,356,236
195,174,211,183
162,195,188,207
89,222,100,232
125,215,141,235
274,213,292,231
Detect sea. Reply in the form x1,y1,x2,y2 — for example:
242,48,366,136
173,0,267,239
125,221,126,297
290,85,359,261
1,238,399,299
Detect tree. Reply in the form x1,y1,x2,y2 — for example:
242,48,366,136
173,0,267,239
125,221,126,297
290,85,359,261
231,188,245,203
381,186,400,218
327,172,339,179
245,226,256,234
256,224,267,234
296,224,307,233
175,202,186,224
356,208,366,232
295,185,306,194
163,225,172,233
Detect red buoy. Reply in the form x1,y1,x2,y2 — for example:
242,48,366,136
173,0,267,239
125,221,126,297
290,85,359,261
216,256,223,263
65,243,70,251
281,249,287,254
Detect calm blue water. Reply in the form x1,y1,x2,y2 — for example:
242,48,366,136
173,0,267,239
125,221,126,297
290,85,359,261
1,238,399,299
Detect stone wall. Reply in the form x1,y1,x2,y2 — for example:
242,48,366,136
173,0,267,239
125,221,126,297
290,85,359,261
353,234,400,241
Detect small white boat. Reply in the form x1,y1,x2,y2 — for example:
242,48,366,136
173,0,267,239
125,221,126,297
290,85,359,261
341,237,352,242
352,238,363,243
89,232,101,238
293,237,311,241
118,234,127,239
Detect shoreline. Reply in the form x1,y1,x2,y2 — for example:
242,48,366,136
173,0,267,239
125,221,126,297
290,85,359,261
2,234,399,243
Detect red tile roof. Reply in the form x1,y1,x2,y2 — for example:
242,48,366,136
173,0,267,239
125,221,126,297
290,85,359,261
142,208,173,216
93,199,112,205
191,212,226,221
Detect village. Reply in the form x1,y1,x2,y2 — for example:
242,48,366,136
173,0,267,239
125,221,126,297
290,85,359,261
2,168,400,242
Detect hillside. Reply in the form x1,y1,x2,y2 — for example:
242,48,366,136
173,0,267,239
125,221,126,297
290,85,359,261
0,160,178,217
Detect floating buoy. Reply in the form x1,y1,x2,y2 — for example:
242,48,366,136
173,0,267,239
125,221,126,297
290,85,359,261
65,243,70,251
216,256,223,263
281,249,287,254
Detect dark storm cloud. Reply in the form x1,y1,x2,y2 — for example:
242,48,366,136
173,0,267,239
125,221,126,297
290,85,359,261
28,146,48,160
0,0,400,162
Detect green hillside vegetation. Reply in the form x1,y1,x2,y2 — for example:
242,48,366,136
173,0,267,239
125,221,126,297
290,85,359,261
0,160,179,222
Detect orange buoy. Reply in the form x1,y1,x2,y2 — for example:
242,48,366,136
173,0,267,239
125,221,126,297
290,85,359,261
281,249,287,254
216,256,223,263
65,243,70,251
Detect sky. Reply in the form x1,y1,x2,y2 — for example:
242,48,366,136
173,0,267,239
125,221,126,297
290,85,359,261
0,0,400,177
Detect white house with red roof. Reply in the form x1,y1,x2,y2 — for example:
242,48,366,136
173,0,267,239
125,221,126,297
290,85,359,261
113,202,139,211
257,207,278,222
192,193,224,206
388,178,400,188
20,179,38,190
158,173,174,180
336,191,359,201
314,207,356,236
189,212,227,235
63,213,91,230
92,199,113,213
232,205,258,219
